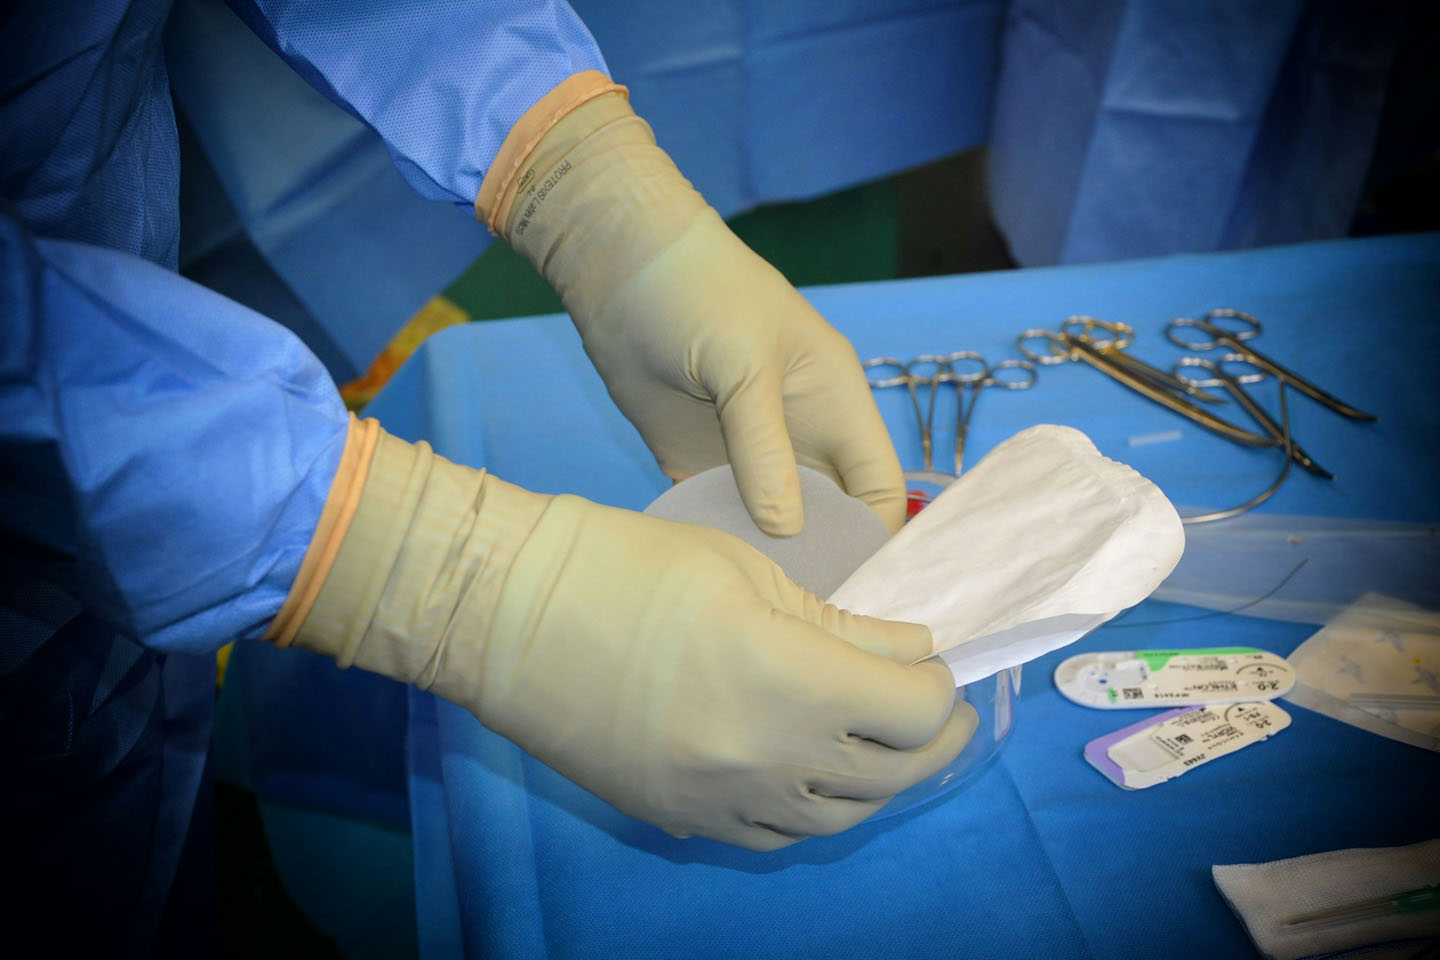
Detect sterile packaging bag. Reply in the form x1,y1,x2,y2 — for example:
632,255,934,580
1154,514,1440,626
830,425,1185,684
1283,592,1440,752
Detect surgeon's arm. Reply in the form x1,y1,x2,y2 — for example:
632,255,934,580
265,416,975,850
227,0,907,535
223,0,606,207
1,213,973,847
477,83,908,535
1,212,347,654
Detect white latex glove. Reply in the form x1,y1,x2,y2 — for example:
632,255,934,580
270,423,975,851
489,91,906,535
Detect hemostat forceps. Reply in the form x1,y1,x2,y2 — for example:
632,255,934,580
863,349,1037,505
862,355,955,484
941,351,1036,473
1017,325,1276,448
1166,309,1377,422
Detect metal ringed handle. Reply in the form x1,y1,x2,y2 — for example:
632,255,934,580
862,356,909,388
1174,353,1267,390
904,354,954,382
1061,315,1135,351
1172,355,1225,388
1204,308,1261,342
1018,329,1072,365
940,350,989,384
1216,352,1267,385
986,358,1038,390
1167,310,1263,351
1166,316,1224,351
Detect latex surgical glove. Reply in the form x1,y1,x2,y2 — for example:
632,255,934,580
268,419,975,851
476,77,906,536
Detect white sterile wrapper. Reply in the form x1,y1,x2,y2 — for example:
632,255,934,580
829,425,1185,685
1284,592,1440,752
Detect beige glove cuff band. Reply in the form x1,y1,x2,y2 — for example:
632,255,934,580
474,70,629,234
497,93,708,323
265,413,380,647
266,421,550,691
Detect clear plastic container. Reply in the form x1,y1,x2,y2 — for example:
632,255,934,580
646,465,1019,819
875,665,1021,819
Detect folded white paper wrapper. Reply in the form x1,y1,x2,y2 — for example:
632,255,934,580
829,425,1185,685
646,425,1184,688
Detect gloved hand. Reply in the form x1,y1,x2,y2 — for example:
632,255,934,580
477,79,906,535
268,420,975,850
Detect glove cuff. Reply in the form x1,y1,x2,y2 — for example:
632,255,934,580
265,413,379,647
479,81,709,325
475,70,629,235
265,418,549,690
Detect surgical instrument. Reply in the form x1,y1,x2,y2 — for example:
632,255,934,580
1018,327,1277,448
863,354,955,477
1180,375,1297,525
940,351,1037,473
1060,316,1226,404
864,350,1037,514
1166,309,1378,422
1282,883,1440,932
1173,355,1334,479
1347,692,1440,709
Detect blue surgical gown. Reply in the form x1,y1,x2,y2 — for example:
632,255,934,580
0,0,604,951
986,0,1410,266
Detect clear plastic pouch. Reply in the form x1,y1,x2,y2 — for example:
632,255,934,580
874,664,1021,819
1154,513,1440,625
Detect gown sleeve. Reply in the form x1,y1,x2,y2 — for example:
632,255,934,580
226,0,609,205
1,210,348,654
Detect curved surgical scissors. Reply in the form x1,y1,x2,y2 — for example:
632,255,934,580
1166,309,1377,422
1173,355,1333,479
1018,326,1276,448
1060,316,1225,403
